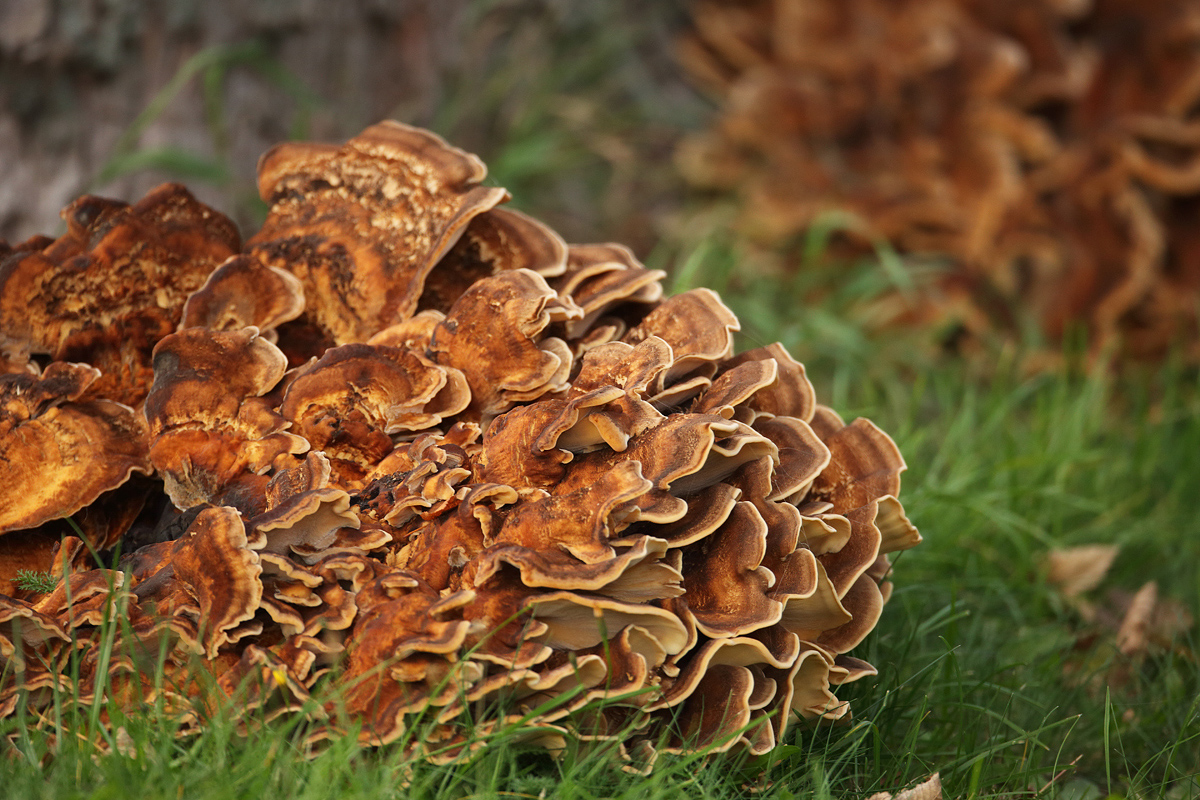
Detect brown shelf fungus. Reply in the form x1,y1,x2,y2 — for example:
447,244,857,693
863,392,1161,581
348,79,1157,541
0,184,241,406
0,122,921,770
0,363,151,590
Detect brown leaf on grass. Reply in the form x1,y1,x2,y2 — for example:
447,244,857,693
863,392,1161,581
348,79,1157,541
1105,581,1193,656
866,772,942,800
1058,565,1195,697
1116,581,1158,656
1045,545,1119,599
1087,580,1196,697
1049,546,1193,658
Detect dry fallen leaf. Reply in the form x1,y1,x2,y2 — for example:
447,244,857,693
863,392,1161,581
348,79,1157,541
1048,544,1195,698
1046,545,1119,599
1116,581,1158,656
1102,582,1194,656
866,772,942,800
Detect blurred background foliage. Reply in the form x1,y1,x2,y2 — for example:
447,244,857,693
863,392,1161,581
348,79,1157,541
0,0,701,256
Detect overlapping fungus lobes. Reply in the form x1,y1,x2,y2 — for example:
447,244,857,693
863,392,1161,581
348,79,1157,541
0,122,919,769
678,0,1200,359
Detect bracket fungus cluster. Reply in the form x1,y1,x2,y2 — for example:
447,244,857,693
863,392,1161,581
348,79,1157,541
679,0,1200,359
0,121,919,768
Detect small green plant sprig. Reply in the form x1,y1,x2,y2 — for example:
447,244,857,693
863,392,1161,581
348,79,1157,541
14,569,58,594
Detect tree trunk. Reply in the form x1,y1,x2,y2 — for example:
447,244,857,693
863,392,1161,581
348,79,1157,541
0,0,699,252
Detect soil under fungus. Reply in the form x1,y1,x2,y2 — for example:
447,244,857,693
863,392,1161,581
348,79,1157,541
0,122,920,768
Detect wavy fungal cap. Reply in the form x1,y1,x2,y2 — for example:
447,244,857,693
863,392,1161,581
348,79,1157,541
0,120,920,769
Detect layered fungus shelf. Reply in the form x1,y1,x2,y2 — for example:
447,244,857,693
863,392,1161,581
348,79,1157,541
0,122,919,769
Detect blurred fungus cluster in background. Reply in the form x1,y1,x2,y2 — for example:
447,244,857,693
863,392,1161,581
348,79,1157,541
678,0,1200,361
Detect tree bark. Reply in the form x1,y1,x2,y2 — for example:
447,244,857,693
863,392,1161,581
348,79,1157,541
0,0,698,251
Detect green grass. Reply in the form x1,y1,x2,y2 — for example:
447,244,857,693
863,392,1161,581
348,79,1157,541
5,338,1197,798
825,359,1200,798
6,6,1199,794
